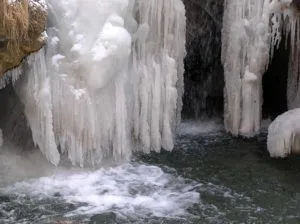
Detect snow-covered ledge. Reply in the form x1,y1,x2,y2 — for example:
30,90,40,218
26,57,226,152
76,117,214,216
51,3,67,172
267,108,300,157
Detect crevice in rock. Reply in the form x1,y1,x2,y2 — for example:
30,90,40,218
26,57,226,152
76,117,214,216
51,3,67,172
262,36,290,120
0,83,34,150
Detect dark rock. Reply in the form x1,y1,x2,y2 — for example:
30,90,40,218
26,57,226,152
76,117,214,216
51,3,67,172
53,192,61,197
90,212,118,224
293,0,300,10
182,0,225,119
0,195,10,203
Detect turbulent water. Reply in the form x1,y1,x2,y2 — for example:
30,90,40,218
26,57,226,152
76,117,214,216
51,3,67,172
2,0,300,223
1,122,300,224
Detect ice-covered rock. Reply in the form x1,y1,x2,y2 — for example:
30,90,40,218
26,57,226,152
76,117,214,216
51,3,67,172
267,108,300,157
0,0,47,88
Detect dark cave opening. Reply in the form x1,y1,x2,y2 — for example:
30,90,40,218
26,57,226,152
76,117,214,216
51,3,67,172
262,37,290,120
181,0,224,119
0,84,14,123
0,83,33,148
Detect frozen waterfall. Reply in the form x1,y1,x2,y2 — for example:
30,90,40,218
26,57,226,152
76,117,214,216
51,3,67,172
2,0,186,166
221,0,300,137
222,0,300,157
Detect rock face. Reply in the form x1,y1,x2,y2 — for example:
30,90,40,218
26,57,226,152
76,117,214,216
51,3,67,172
182,0,224,118
0,0,47,77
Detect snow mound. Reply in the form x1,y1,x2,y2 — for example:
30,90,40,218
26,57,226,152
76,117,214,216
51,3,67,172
267,108,300,157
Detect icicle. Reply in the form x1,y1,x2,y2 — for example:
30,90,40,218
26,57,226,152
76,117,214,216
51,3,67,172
0,65,23,89
221,0,295,137
14,0,185,166
15,49,60,165
222,0,272,137
132,0,186,152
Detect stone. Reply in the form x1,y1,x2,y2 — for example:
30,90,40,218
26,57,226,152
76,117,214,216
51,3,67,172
182,0,224,118
0,0,47,77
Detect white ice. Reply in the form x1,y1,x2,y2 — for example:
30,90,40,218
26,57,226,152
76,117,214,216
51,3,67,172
10,0,186,166
221,0,300,138
267,108,300,157
222,0,275,137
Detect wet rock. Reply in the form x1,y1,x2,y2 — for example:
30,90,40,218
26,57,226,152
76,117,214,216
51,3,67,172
90,212,118,224
182,0,224,118
0,195,10,202
293,0,300,10
53,192,62,197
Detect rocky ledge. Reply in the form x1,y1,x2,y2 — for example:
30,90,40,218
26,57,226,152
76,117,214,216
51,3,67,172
0,0,47,77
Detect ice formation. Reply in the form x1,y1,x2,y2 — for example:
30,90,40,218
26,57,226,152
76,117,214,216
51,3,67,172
222,0,300,156
267,108,300,157
221,0,300,137
6,0,186,166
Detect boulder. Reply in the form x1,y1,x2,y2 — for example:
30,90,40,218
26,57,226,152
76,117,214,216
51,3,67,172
0,0,47,77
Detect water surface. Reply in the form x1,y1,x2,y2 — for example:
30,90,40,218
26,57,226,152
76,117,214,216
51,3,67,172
1,122,300,223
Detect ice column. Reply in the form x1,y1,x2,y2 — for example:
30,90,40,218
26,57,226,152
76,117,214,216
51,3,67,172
221,0,291,137
14,0,186,166
267,1,300,157
285,1,300,109
132,0,186,152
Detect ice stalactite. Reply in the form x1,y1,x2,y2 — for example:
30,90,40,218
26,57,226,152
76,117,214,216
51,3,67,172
221,0,295,137
15,49,59,165
222,0,271,137
132,0,186,152
222,0,300,156
267,0,300,157
12,0,185,166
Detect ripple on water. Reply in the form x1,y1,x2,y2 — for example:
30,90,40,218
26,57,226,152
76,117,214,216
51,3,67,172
0,163,200,223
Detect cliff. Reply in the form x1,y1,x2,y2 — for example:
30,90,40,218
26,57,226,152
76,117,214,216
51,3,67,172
0,0,47,77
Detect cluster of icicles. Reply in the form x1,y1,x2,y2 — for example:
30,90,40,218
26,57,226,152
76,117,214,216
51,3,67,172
0,0,186,166
222,0,300,156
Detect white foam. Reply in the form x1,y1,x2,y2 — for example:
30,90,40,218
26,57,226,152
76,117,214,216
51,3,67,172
3,163,199,218
178,119,224,136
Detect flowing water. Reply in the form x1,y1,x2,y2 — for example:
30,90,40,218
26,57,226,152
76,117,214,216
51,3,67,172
1,121,300,224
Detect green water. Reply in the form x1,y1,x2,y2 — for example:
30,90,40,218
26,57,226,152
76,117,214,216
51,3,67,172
1,130,300,224
139,132,300,223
